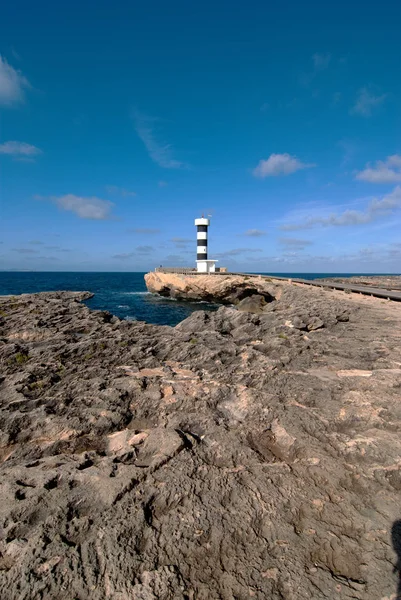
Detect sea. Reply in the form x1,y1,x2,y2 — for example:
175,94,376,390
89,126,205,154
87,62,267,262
0,271,393,327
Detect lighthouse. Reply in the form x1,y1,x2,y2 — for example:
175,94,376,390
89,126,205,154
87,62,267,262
195,216,217,273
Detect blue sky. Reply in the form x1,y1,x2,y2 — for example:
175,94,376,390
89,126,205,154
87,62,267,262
1,0,400,273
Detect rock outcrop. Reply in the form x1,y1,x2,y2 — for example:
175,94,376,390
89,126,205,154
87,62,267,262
144,271,279,304
0,287,401,599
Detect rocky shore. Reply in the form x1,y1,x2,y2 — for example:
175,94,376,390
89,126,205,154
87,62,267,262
1,285,401,599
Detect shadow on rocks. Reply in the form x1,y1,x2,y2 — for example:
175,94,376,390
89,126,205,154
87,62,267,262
392,520,401,599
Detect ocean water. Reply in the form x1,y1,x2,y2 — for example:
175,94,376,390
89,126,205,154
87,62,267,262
0,271,393,327
0,272,220,327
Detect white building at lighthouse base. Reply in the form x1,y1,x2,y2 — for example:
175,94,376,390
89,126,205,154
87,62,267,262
196,259,218,274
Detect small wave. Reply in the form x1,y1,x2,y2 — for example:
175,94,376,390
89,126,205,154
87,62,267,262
124,315,137,321
148,295,177,302
121,291,150,296
117,304,130,309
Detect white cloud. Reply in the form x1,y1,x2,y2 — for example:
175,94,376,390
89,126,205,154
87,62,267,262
253,153,315,178
51,194,114,220
280,186,401,230
356,155,401,184
132,110,184,169
0,56,30,106
0,141,42,156
350,87,387,117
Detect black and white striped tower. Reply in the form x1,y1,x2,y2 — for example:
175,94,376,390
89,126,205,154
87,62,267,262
195,216,209,261
195,215,217,273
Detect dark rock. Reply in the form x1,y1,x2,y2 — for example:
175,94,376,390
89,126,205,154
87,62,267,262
306,316,324,331
292,316,307,330
236,294,267,313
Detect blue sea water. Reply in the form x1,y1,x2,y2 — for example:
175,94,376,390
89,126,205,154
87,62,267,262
0,271,394,326
0,272,220,326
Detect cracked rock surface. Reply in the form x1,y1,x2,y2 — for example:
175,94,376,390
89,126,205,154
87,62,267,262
0,286,401,599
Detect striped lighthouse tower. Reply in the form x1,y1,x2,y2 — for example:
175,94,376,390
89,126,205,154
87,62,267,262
195,215,217,273
195,216,209,261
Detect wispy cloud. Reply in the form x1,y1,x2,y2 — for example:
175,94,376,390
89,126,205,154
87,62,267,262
350,87,387,117
0,140,42,157
128,228,160,234
158,180,168,187
11,48,21,62
44,246,71,252
300,53,331,86
48,194,114,220
215,248,263,258
164,254,187,265
0,55,30,106
171,237,191,245
132,109,185,169
338,139,357,167
112,252,135,260
112,245,154,260
243,243,401,268
106,185,136,197
312,53,331,71
26,255,60,261
356,155,401,184
280,186,401,230
243,229,267,237
253,153,315,178
12,248,38,254
279,237,313,249
136,245,154,254
29,240,44,245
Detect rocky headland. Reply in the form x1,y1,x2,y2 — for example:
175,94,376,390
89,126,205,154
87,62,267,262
144,271,281,306
1,284,401,599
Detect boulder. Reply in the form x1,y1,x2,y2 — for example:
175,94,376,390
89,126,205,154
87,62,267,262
236,294,268,314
